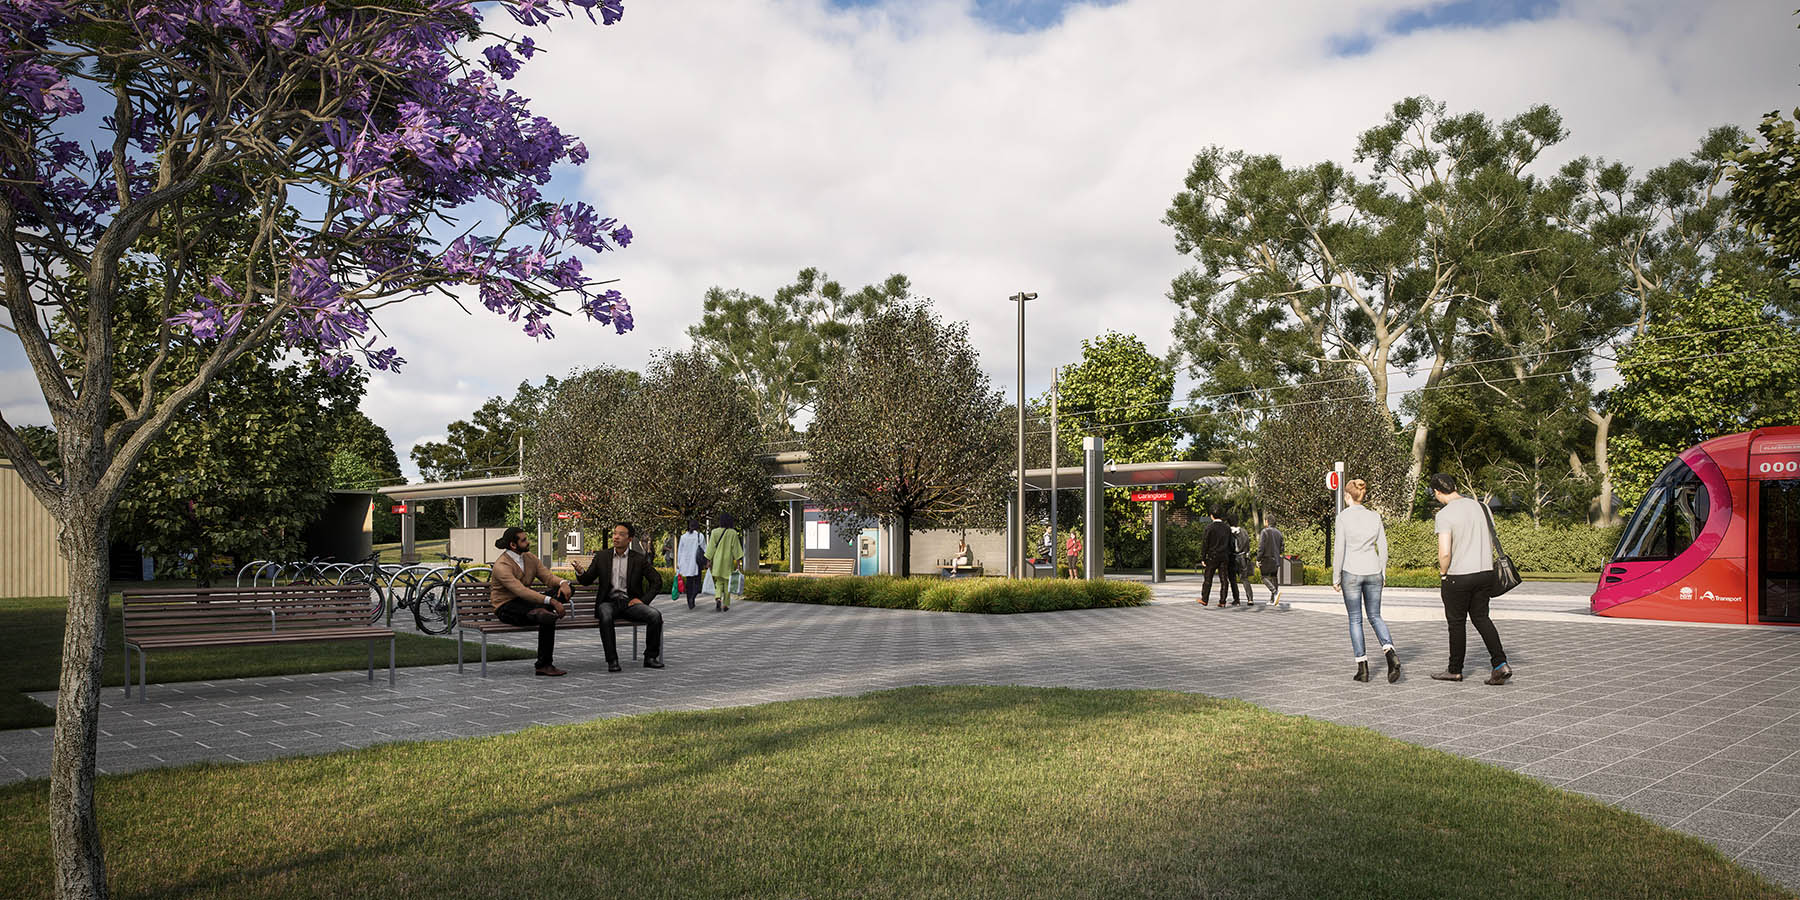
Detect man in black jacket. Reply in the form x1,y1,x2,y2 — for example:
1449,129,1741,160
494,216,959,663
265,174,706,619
1200,507,1240,607
576,521,666,671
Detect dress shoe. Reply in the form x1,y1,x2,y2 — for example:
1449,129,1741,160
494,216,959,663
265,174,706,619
1485,664,1513,685
643,656,664,669
1430,670,1463,682
1385,649,1402,683
607,660,622,673
1353,661,1370,682
534,665,567,677
1199,599,1210,607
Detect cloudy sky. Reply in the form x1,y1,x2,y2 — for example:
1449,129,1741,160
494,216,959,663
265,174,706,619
2,0,1792,481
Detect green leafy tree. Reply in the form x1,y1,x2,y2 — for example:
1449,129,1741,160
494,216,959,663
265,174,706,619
114,361,362,584
1256,377,1411,534
1052,332,1180,565
1165,97,1569,510
687,267,910,440
326,411,404,542
1606,283,1800,510
412,377,560,528
806,302,1011,576
528,353,769,536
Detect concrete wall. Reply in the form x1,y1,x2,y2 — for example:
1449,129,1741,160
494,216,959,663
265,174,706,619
302,492,374,562
0,458,68,597
907,528,1005,574
449,527,513,564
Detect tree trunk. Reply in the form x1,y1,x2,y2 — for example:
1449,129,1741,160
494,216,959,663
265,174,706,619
51,507,112,900
896,511,911,578
1587,407,1616,527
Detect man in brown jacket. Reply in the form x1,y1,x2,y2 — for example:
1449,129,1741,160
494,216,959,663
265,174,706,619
489,526,573,676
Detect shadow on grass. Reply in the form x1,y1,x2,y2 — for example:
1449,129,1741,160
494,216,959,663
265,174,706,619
0,686,1789,899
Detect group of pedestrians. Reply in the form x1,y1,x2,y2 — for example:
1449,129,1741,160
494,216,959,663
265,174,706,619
1199,507,1282,609
1324,471,1512,686
486,515,748,677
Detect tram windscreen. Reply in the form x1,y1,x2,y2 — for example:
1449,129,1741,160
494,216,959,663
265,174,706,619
1613,458,1710,562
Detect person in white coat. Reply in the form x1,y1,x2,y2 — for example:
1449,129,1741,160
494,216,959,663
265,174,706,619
676,520,705,610
1333,478,1401,683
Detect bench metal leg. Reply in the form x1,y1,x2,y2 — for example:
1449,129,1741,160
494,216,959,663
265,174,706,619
123,644,132,699
480,632,489,678
456,631,465,674
138,649,147,702
367,640,375,682
632,625,639,660
388,637,396,685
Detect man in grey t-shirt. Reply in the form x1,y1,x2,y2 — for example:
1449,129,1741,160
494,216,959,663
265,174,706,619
1429,473,1512,685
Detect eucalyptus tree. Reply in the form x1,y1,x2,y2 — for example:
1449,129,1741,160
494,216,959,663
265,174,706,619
805,302,1011,576
0,2,634,895
1165,97,1570,512
687,267,910,440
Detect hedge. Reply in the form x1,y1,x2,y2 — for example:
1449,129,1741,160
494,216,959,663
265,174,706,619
746,575,1150,613
1244,518,1622,574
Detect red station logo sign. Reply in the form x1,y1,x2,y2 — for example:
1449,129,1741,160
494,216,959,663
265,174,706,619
390,503,408,514
1130,490,1174,502
1324,471,1341,491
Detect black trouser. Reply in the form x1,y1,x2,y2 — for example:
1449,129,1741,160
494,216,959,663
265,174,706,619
495,599,559,668
1201,559,1239,604
1441,571,1507,674
1260,560,1280,597
598,599,663,662
682,573,701,607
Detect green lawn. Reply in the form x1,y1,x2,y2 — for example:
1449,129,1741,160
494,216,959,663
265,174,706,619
0,596,531,730
0,686,1787,899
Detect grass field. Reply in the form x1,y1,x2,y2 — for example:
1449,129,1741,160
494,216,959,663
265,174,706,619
0,596,531,730
0,686,1788,899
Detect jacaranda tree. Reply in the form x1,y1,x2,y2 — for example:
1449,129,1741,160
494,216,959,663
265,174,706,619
0,2,631,896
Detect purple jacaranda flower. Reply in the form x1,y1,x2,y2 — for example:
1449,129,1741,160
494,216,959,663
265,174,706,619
522,313,554,339
609,224,631,247
483,45,520,79
319,353,355,377
365,346,405,372
517,36,537,58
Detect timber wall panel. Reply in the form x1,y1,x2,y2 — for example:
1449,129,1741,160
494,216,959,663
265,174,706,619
0,458,69,598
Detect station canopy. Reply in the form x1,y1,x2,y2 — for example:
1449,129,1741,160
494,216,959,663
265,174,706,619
1020,460,1224,490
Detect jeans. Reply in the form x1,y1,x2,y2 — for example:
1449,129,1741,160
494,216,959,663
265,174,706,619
1440,571,1507,674
1340,573,1393,660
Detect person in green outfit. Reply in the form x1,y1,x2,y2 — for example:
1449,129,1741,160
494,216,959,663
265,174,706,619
706,512,745,611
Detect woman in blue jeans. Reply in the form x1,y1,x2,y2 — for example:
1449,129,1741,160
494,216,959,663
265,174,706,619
1333,478,1401,683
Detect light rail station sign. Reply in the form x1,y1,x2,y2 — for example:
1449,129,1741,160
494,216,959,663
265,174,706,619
1129,490,1174,502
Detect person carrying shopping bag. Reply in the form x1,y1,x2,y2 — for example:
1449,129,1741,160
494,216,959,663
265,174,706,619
706,512,745,611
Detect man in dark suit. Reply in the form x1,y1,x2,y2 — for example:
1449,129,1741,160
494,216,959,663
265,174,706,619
576,521,666,671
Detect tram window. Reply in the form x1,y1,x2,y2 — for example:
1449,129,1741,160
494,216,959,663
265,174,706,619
1761,479,1800,623
1614,459,1710,562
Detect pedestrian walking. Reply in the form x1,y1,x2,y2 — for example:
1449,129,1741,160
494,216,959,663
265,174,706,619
1200,507,1240,607
1065,529,1083,579
1231,522,1254,606
1333,478,1400,683
1258,514,1286,609
676,519,705,610
706,512,745,612
1428,473,1512,685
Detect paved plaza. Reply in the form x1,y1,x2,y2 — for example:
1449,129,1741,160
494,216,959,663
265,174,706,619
4,578,1800,892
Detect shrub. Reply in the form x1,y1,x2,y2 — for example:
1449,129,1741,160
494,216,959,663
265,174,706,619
1272,518,1622,574
748,576,1150,613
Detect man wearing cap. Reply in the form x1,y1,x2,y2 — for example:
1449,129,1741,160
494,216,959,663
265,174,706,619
490,526,574,677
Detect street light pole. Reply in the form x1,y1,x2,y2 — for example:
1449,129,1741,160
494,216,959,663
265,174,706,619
1049,364,1058,575
1010,291,1036,578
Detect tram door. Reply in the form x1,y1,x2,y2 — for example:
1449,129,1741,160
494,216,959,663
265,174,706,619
1760,478,1800,623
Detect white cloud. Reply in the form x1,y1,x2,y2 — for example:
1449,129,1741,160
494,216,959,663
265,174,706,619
5,0,1792,480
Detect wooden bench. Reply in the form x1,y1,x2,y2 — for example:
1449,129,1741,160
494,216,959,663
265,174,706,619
121,585,396,700
938,559,984,578
453,584,643,676
800,557,855,576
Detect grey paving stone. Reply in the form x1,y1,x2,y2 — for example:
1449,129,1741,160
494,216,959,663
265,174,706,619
1707,790,1800,820
1561,772,1661,799
1678,809,1783,845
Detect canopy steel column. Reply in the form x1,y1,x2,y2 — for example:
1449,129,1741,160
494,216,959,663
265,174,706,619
1083,436,1103,580
400,508,417,564
1152,499,1165,583
788,500,804,574
743,523,760,574
1005,494,1018,579
459,495,478,528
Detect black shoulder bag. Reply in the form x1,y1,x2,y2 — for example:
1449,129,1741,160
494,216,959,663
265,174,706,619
1478,502,1522,597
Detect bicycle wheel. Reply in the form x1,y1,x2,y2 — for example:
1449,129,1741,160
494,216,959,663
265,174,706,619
339,567,386,623
412,572,454,635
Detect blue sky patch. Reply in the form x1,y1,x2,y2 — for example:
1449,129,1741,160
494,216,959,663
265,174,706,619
1331,0,1559,56
829,0,1123,33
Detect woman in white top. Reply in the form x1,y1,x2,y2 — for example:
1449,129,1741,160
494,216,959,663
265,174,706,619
1333,478,1401,683
676,520,705,610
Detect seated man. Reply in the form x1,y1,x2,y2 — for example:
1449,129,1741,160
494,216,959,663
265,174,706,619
489,526,572,677
576,521,666,671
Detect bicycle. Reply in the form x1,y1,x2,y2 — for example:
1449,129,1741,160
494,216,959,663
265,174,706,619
403,555,484,635
334,552,399,624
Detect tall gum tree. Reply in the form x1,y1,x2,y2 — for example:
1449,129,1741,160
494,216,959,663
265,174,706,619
0,2,633,896
1165,97,1569,517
